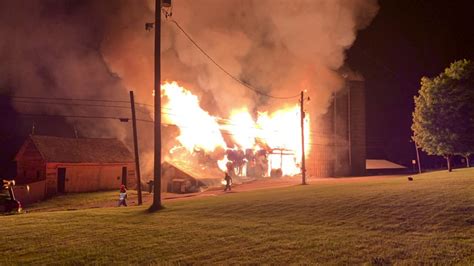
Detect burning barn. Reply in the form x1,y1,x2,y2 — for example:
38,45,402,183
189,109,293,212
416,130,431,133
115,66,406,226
14,135,136,196
160,77,366,181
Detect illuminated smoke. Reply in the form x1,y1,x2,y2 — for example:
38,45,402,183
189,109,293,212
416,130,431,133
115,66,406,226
102,0,379,116
0,0,379,178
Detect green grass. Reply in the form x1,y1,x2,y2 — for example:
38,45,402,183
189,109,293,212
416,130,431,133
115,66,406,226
26,190,148,212
26,191,119,212
1,169,473,264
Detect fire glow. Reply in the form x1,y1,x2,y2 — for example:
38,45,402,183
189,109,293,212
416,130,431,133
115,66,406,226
161,81,310,177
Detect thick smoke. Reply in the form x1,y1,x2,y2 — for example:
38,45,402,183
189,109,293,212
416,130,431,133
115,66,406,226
0,0,133,141
0,0,378,177
102,0,379,116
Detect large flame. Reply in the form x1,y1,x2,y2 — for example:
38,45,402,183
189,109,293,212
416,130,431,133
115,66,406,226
257,107,310,176
161,81,310,177
223,108,258,150
161,82,226,152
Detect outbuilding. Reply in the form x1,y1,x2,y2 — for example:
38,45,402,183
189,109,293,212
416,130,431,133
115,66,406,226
14,135,136,197
365,159,408,175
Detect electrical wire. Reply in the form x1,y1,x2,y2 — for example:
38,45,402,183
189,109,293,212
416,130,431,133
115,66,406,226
6,112,133,121
11,100,129,109
4,95,130,104
8,99,153,116
169,19,300,100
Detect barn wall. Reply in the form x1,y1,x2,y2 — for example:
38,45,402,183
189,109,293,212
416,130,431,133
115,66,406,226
16,140,46,184
46,162,136,193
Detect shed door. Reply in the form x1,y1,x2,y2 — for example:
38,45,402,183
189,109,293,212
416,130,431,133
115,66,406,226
121,167,127,186
57,168,66,193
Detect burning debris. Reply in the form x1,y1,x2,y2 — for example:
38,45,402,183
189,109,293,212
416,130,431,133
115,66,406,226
162,81,309,179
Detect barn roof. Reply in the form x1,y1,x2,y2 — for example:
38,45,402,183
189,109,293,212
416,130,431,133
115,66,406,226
23,135,134,163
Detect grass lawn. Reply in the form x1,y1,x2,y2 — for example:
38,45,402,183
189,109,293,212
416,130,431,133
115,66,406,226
1,169,473,264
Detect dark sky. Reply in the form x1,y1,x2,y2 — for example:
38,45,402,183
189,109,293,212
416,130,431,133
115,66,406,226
347,0,474,167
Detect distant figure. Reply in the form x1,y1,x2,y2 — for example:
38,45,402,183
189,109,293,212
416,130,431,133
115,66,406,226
118,184,128,207
224,172,232,192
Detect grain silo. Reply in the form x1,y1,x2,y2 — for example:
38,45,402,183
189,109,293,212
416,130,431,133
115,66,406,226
306,73,366,177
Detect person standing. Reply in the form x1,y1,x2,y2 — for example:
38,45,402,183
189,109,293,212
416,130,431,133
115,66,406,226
224,172,232,192
118,184,128,207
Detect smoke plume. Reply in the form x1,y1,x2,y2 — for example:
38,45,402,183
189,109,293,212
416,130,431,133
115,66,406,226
102,0,379,116
0,0,378,177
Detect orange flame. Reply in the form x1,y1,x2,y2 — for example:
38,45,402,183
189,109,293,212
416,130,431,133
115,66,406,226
161,82,226,152
161,81,310,177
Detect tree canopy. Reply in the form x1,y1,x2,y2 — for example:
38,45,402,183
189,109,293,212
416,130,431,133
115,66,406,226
412,59,474,171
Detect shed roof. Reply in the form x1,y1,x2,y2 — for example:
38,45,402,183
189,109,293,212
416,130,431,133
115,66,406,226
366,159,407,170
22,135,134,163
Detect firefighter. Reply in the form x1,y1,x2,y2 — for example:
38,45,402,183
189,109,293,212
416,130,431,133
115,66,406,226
224,172,232,192
224,162,233,192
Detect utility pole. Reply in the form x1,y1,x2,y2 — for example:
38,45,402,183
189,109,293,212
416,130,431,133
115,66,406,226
333,91,337,176
414,140,422,174
300,91,307,185
347,86,352,168
129,91,143,205
150,0,163,211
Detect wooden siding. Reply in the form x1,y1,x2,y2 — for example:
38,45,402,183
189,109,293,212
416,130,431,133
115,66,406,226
45,163,136,193
16,140,46,184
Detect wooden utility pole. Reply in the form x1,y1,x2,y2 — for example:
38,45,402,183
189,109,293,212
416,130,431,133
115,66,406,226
414,141,422,174
333,91,337,176
300,91,307,185
129,91,143,205
150,0,162,211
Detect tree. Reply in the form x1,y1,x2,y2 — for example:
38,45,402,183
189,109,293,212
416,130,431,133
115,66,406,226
412,59,474,172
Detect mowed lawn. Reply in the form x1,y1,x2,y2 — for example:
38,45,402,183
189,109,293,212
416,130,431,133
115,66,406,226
1,169,473,264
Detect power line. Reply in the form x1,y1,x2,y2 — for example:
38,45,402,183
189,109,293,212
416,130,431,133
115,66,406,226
6,111,158,124
8,112,364,148
5,95,130,104
7,112,132,121
5,94,157,111
11,100,130,109
7,103,321,136
170,19,300,100
135,102,155,108
9,99,151,115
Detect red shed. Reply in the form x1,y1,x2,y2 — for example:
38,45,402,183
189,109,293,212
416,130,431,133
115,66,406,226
14,135,136,196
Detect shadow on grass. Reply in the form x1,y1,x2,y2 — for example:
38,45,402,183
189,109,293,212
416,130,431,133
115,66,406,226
145,204,166,214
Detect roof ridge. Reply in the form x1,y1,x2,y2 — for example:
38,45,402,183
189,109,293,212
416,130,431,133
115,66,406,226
30,135,120,141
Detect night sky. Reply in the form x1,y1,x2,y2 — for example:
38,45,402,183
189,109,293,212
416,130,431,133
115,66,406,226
1,0,474,173
347,0,474,168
